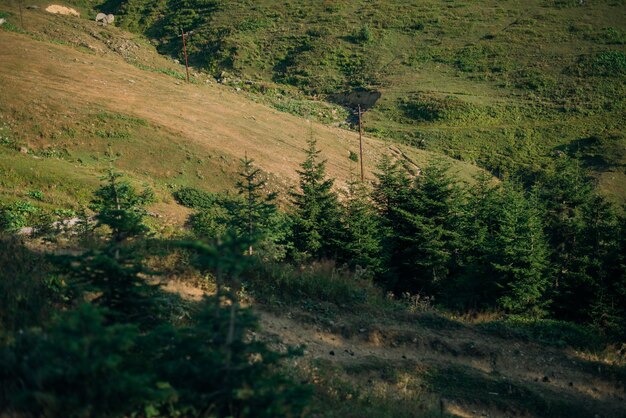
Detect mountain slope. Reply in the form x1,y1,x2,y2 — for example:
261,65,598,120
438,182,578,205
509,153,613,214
106,0,626,201
0,6,482,221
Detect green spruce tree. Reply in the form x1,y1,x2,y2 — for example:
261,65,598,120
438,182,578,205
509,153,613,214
229,155,287,260
492,184,550,317
337,178,382,272
55,171,158,326
290,136,342,260
379,160,464,295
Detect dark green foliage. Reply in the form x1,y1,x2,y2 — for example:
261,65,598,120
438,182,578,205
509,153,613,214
0,304,166,418
399,94,474,123
55,171,159,325
1,176,310,418
336,179,382,273
535,157,625,332
0,299,310,418
0,236,54,332
175,188,236,239
376,159,463,295
56,244,161,325
489,185,550,316
230,156,287,260
350,25,373,44
290,136,342,260
90,170,154,244
147,297,311,418
173,186,225,209
448,173,501,310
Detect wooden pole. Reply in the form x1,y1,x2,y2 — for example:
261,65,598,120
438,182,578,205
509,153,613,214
358,104,364,181
181,28,190,83
18,0,24,30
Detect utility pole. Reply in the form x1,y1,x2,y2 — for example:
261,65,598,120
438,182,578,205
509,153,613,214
18,0,24,30
181,28,191,83
357,104,364,181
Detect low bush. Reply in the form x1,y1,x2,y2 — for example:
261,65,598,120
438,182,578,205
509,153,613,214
0,236,55,332
173,187,230,209
0,200,39,231
247,260,386,309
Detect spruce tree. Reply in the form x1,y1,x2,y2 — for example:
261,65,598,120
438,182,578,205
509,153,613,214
229,156,285,259
451,172,502,309
337,178,382,272
90,170,154,247
290,136,342,260
379,160,464,295
55,171,158,326
491,184,550,317
372,155,412,285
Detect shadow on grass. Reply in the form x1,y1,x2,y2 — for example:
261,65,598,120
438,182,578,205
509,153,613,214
425,365,605,418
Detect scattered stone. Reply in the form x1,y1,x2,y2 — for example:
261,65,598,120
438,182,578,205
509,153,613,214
26,5,40,10
19,146,29,154
0,18,6,26
95,13,115,26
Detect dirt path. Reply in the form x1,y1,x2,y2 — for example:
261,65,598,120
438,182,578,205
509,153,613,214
256,308,625,417
158,279,624,417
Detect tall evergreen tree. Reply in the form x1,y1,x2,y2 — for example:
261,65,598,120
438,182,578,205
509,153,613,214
229,156,285,259
337,178,382,272
450,172,502,309
372,155,412,284
90,170,155,247
289,136,342,260
55,171,158,326
491,185,550,317
376,159,464,295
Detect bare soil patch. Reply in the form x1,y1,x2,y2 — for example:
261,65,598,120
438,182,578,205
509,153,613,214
45,5,80,17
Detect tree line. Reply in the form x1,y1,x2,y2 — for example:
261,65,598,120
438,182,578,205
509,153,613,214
0,134,624,417
185,137,625,338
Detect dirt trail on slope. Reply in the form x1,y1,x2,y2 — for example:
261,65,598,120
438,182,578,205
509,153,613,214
159,279,625,417
255,308,625,417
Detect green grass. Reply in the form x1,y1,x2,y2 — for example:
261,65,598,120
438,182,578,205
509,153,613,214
106,0,626,201
0,100,239,214
477,317,604,351
303,359,449,418
426,365,596,418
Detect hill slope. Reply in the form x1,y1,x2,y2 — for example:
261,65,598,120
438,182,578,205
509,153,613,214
0,5,481,221
106,0,626,201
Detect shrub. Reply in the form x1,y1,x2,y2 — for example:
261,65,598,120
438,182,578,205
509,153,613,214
351,25,373,44
0,200,39,231
0,236,54,332
399,94,475,122
248,260,384,309
173,187,227,209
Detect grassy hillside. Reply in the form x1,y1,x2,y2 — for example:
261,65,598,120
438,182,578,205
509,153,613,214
0,3,482,223
105,0,626,200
